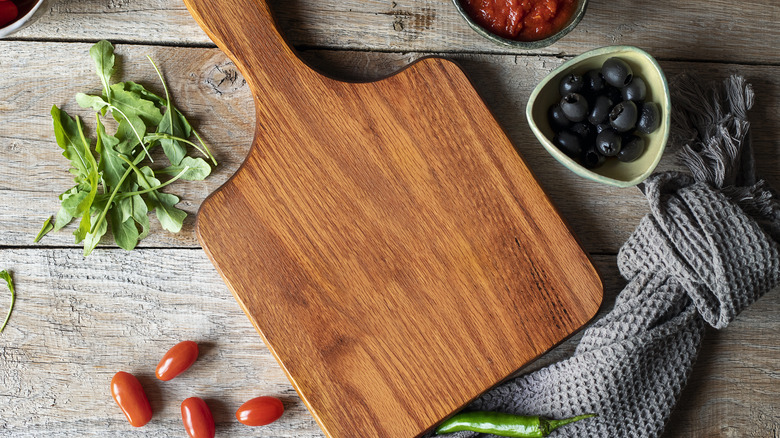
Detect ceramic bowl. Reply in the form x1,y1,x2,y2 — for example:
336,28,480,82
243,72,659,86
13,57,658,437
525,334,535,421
451,0,588,49
526,45,671,187
0,0,50,38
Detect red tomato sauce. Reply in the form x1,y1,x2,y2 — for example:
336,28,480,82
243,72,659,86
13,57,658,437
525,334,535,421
461,0,578,41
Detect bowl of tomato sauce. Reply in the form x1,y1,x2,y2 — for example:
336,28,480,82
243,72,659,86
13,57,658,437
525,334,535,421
0,0,49,38
453,0,588,48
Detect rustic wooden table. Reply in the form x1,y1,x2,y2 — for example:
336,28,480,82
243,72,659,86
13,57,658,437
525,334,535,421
0,0,777,436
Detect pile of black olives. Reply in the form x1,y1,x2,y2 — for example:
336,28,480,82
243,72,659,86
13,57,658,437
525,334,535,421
548,57,661,168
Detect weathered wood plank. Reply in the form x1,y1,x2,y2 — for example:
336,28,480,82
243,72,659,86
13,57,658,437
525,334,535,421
0,249,320,436
0,249,775,436
1,42,778,254
9,0,780,65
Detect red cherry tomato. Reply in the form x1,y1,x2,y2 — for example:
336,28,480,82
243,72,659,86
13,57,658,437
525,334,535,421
0,0,19,28
156,340,199,381
181,397,215,438
236,396,284,426
110,371,152,427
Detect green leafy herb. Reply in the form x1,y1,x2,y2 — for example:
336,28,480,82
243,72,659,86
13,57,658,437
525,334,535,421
0,270,15,333
38,40,216,255
90,40,115,102
35,217,53,243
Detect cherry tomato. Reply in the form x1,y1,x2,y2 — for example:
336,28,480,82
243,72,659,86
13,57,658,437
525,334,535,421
110,371,152,427
236,396,284,426
0,0,19,28
181,397,215,438
156,340,199,381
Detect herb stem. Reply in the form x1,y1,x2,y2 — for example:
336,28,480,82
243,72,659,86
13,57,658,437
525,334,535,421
90,150,147,234
145,133,208,158
147,55,171,108
147,56,216,166
120,154,155,190
192,129,217,166
147,56,175,158
115,164,190,199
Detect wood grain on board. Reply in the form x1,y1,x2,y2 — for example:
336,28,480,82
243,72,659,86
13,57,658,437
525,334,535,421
181,0,603,436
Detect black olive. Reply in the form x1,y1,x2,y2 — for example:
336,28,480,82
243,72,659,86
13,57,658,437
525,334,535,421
559,73,584,96
560,93,589,122
570,122,595,142
636,101,661,134
609,100,638,132
618,135,646,162
584,69,606,94
595,123,611,134
582,147,606,169
604,85,623,105
588,95,614,125
621,77,647,101
602,57,634,87
596,129,622,156
553,131,583,158
548,104,572,131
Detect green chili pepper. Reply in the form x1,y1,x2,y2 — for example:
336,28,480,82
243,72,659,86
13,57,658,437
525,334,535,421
434,411,597,437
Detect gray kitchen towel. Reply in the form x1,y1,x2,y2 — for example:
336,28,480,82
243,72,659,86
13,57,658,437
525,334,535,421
432,75,780,438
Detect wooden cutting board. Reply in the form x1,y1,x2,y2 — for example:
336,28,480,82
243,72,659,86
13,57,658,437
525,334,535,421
183,1,603,436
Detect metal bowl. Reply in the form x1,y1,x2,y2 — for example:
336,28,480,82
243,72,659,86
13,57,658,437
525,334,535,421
451,0,589,49
0,0,50,38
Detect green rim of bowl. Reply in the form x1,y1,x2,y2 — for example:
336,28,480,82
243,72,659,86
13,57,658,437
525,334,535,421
526,45,671,187
451,0,589,49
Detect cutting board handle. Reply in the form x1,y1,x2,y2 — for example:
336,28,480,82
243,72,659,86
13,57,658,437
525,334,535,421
183,0,313,89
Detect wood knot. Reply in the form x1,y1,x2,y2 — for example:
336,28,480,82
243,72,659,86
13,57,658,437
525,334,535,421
204,62,246,96
387,6,435,38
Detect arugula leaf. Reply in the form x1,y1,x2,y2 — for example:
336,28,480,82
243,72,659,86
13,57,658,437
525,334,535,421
0,270,15,333
90,40,115,102
35,217,53,243
157,156,211,180
115,116,147,154
72,117,100,244
83,212,108,256
148,57,190,166
124,80,217,165
55,187,87,231
157,109,189,165
110,197,140,250
96,116,126,191
54,189,78,232
109,83,163,127
123,81,165,107
76,93,110,113
44,41,214,254
108,83,163,160
138,166,186,233
51,106,90,180
130,193,150,241
151,192,186,233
